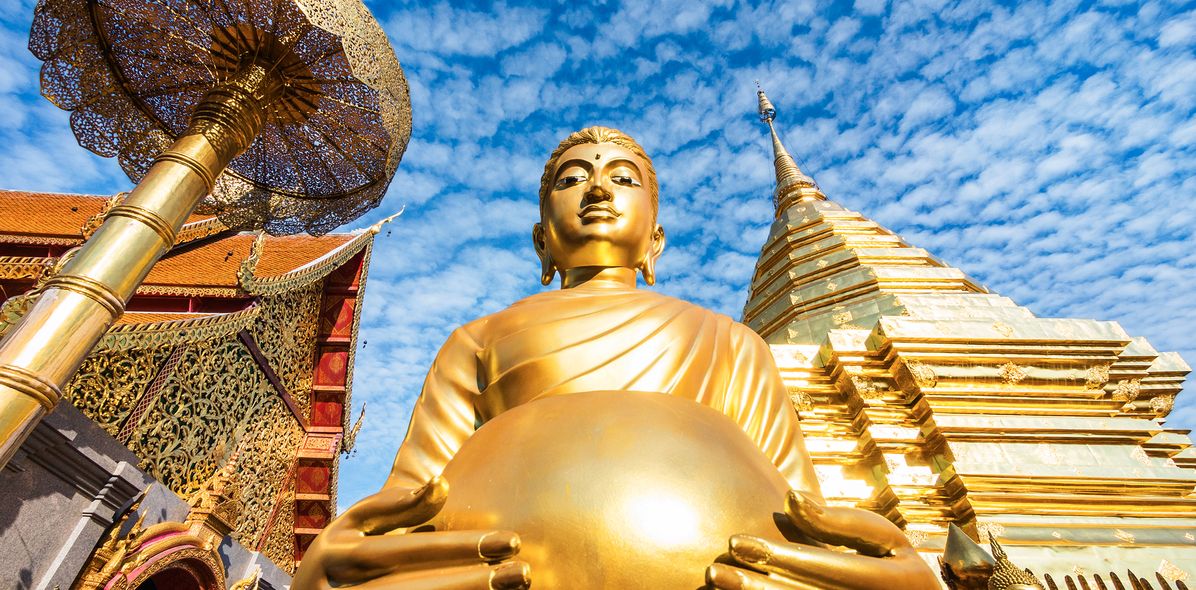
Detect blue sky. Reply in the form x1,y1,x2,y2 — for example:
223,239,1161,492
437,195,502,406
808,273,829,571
0,0,1193,511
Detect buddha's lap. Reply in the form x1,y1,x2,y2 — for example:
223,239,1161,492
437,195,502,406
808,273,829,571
420,391,798,590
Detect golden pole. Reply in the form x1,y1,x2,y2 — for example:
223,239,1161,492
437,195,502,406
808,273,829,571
0,62,283,468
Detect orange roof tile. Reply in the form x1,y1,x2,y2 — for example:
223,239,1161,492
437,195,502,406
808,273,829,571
144,233,355,289
0,190,215,243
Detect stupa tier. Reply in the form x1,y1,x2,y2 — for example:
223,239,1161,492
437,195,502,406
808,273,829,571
748,91,1195,586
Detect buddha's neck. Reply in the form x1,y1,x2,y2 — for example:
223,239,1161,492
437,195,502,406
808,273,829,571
561,267,636,290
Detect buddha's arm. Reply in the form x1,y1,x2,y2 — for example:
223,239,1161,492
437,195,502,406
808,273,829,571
385,323,483,490
727,325,824,501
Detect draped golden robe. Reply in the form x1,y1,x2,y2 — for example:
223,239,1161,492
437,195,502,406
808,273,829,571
387,282,820,496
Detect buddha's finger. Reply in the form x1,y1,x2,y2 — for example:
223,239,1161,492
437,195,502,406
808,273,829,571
726,534,931,590
327,529,521,583
350,476,449,534
784,490,905,557
705,563,811,590
350,561,531,590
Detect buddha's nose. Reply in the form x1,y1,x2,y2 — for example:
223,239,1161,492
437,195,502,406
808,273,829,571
583,182,613,203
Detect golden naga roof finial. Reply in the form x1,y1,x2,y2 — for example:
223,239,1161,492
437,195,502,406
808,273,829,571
754,84,822,208
368,207,405,235
987,536,1045,590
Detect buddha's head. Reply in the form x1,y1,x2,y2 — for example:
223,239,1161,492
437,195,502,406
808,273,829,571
535,126,666,286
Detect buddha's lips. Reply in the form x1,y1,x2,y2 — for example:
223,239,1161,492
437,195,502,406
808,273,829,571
579,204,621,219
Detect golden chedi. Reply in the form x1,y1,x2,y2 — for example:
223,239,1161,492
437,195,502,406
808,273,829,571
294,127,940,590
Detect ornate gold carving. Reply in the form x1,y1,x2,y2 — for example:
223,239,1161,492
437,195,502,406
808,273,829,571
62,347,169,435
250,283,321,417
77,488,230,590
134,285,243,298
0,234,78,246
998,362,1028,386
1150,394,1176,414
187,450,246,536
1113,379,1141,402
231,565,263,590
238,232,267,292
1113,529,1136,543
787,386,814,413
0,248,77,337
176,217,230,244
96,304,261,353
991,321,1014,338
1158,558,1190,582
77,489,150,588
1084,363,1111,389
342,402,366,457
987,536,1045,590
906,360,938,388
977,521,1005,543
80,193,125,240
905,529,928,548
0,256,54,281
239,230,375,295
852,375,882,400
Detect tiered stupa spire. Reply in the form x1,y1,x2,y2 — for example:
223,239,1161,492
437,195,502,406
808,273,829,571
756,85,823,210
743,89,1196,584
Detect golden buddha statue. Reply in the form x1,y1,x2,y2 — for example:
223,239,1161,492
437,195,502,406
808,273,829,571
294,127,939,590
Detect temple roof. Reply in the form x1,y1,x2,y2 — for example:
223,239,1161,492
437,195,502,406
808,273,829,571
0,190,373,331
144,233,356,291
0,190,359,293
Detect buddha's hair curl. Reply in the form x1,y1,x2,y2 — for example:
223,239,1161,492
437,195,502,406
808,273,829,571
538,126,659,219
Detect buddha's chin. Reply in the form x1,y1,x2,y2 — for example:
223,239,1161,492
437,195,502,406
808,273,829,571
422,391,805,590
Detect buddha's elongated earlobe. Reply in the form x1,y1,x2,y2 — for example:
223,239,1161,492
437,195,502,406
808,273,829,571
533,223,557,286
638,225,666,286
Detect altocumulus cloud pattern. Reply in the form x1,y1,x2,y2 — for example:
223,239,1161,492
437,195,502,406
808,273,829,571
0,0,1191,508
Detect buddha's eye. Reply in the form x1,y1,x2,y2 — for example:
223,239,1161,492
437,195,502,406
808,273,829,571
554,174,587,190
612,175,641,187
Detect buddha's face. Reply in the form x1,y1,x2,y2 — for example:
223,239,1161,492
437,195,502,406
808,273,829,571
535,142,664,276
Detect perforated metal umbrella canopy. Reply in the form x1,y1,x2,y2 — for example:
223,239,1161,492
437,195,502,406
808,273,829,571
30,0,411,235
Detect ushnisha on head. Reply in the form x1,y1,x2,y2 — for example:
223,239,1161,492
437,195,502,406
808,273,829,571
534,126,666,287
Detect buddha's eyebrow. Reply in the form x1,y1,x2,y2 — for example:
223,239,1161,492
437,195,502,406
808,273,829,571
605,158,642,175
555,158,594,176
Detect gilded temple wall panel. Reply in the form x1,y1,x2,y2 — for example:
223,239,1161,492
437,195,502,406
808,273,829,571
251,283,322,419
62,346,171,436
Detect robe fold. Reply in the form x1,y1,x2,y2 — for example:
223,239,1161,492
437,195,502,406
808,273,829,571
387,282,820,496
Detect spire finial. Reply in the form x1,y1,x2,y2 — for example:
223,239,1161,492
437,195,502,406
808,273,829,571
754,85,822,209
756,81,776,123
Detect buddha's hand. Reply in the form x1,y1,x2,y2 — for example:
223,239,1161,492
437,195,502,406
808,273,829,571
706,490,939,590
292,477,530,590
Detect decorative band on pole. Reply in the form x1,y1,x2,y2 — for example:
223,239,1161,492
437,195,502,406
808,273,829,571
107,204,179,247
152,150,218,193
0,364,61,410
42,275,126,317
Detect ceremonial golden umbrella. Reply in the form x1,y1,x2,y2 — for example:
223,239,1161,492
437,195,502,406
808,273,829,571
0,0,410,466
